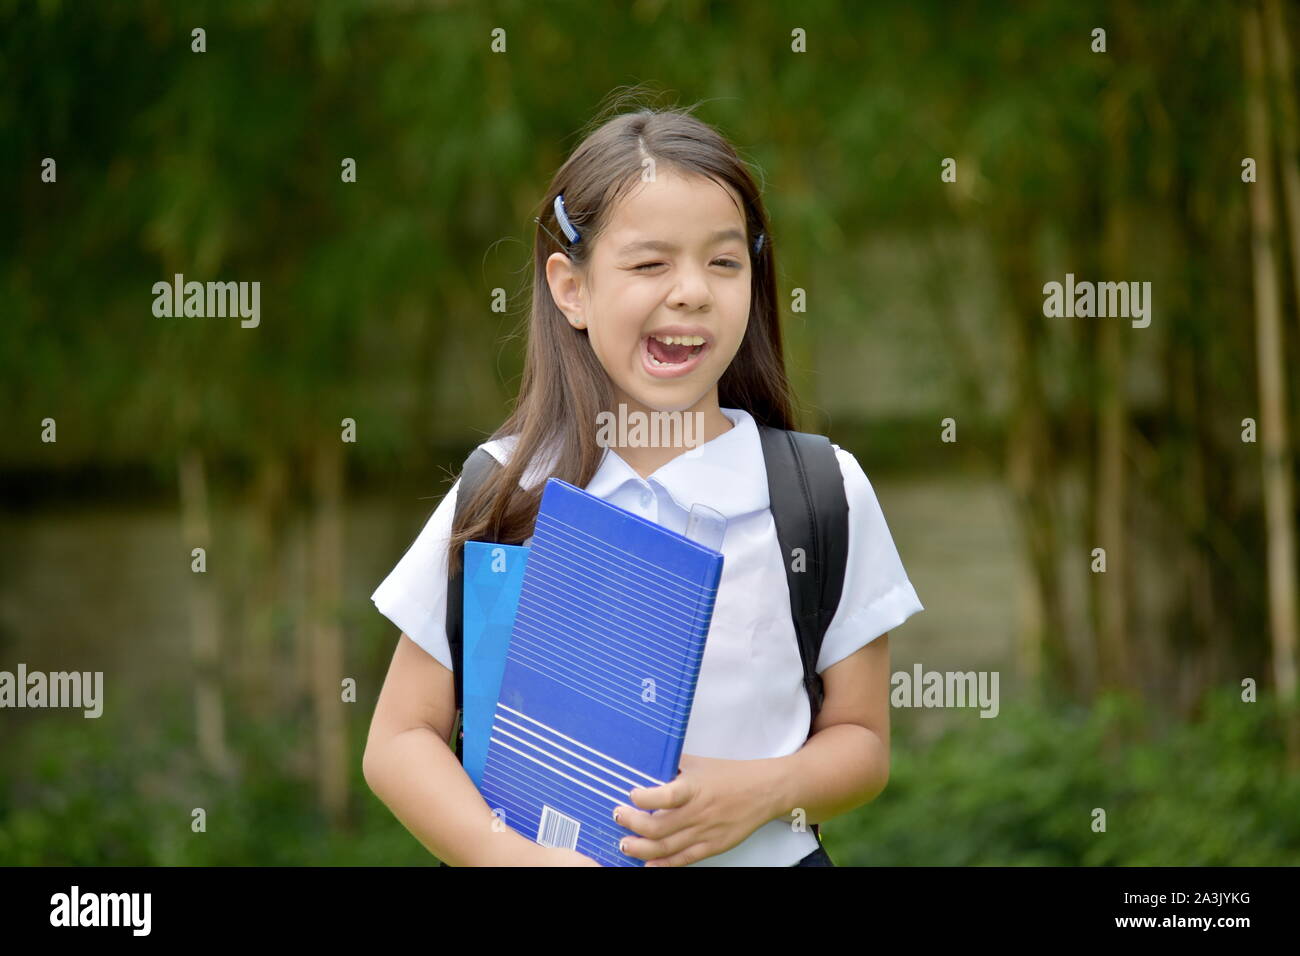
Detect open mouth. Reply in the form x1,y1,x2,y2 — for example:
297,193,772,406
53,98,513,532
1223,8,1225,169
641,334,709,378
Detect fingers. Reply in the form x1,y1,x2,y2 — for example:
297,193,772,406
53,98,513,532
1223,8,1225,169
630,779,689,810
615,804,681,862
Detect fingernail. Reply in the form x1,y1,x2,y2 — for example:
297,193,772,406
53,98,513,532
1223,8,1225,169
613,808,621,824
619,838,628,853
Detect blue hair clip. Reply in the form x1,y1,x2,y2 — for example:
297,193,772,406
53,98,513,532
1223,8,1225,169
549,191,761,258
554,194,581,245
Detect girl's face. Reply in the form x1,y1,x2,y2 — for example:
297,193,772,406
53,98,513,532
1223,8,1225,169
546,169,753,421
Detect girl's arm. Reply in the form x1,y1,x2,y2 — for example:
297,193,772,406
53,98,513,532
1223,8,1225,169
363,633,589,866
618,634,892,866
766,633,892,828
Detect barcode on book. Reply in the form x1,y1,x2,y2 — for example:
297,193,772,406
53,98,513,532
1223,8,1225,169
536,804,580,850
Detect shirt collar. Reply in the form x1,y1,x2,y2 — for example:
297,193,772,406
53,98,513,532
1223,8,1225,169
584,407,770,520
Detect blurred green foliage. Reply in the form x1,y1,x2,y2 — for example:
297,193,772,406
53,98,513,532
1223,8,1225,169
3,690,1295,865
2,0,1297,867
831,691,1300,866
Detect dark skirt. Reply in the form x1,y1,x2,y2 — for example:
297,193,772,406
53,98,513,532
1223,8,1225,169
791,844,836,866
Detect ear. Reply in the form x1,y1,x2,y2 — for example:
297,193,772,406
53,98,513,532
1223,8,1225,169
544,252,586,329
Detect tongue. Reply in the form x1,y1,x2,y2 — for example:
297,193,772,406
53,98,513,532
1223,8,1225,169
648,337,693,364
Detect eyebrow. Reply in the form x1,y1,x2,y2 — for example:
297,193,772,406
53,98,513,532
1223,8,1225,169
616,228,747,256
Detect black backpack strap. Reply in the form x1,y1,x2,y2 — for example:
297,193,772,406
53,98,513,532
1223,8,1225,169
756,426,850,726
445,446,503,764
756,426,850,844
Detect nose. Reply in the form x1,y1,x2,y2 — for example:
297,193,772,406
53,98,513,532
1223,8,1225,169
667,264,714,311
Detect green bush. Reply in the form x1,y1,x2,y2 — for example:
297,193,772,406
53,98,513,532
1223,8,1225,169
826,689,1300,866
2,687,1296,865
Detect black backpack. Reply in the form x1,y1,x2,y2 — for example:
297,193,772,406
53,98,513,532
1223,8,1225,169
442,425,849,857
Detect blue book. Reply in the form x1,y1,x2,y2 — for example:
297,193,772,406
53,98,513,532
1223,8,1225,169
461,540,529,790
478,477,725,867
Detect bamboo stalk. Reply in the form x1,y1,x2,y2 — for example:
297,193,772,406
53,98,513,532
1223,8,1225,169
997,234,1068,698
243,455,289,720
1244,1,1300,766
310,440,349,826
178,445,234,777
1263,0,1300,334
1097,78,1134,694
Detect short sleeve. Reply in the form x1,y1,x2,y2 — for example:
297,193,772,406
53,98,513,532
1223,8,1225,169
370,477,461,672
816,446,924,673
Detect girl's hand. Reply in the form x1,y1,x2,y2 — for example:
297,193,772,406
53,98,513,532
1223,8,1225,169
613,752,775,867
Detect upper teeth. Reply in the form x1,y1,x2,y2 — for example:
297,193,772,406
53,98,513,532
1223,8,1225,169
651,334,705,346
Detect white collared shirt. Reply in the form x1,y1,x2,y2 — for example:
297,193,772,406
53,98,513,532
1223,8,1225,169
371,406,924,866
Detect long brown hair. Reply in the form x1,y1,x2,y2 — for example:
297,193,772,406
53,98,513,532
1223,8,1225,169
447,99,798,575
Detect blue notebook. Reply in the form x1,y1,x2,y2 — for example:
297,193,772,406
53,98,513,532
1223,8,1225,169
461,540,529,790
477,477,725,867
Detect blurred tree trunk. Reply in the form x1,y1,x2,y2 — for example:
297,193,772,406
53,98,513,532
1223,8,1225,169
1126,0,1231,711
1186,227,1233,701
284,504,313,779
1263,0,1300,333
178,445,234,776
243,455,289,720
1095,86,1135,695
309,440,348,825
994,230,1070,698
1244,1,1300,766
1172,330,1219,709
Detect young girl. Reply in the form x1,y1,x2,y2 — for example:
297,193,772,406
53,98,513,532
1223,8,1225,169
363,105,923,867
